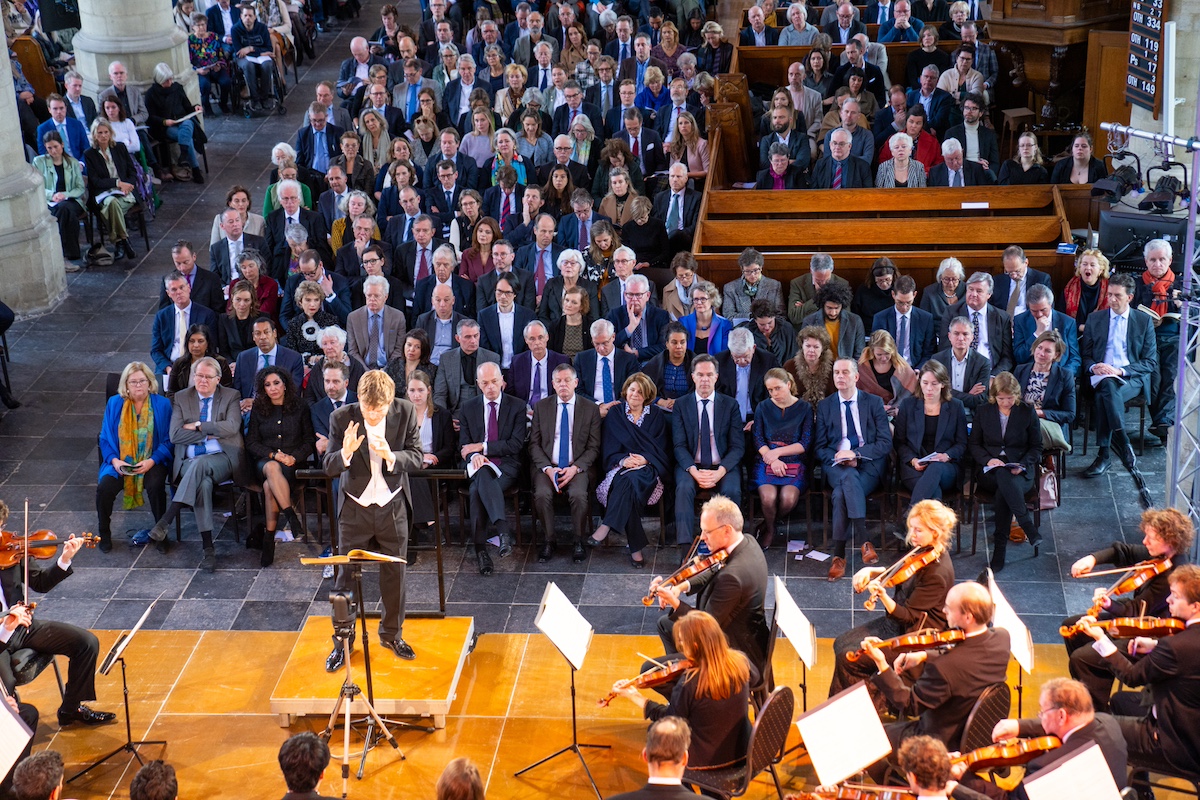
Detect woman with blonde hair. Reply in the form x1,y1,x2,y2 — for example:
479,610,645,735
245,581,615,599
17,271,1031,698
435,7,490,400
998,131,1049,185
1058,248,1110,334
652,21,685,77
857,329,918,417
356,110,391,173
754,367,813,548
494,62,528,119
460,107,496,168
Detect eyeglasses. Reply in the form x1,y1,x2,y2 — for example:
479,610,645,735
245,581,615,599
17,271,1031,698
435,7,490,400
127,379,150,386
496,289,515,296
624,291,648,299
362,257,383,265
1036,706,1061,719
700,523,728,537
194,373,219,381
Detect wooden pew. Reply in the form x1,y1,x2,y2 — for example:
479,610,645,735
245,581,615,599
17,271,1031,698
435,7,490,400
731,42,962,92
11,36,56,100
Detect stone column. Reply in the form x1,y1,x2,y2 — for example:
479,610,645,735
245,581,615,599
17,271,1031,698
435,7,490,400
0,48,66,315
72,0,199,105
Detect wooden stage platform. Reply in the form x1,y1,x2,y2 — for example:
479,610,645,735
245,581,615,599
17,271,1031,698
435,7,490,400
16,623,1195,800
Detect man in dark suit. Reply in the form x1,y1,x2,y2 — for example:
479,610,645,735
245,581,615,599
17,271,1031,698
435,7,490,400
63,72,98,128
953,677,1128,798
551,80,605,138
944,93,1000,175
335,37,385,102
810,128,872,189
507,321,570,407
421,129,480,191
233,317,306,408
617,35,667,89
654,78,704,142
424,158,466,237
157,241,225,315
603,79,640,141
832,40,886,107
1079,274,1156,505
442,59,492,130
347,244,404,312
151,271,218,376
652,495,769,671
1012,285,1081,375
205,0,238,53
321,370,424,670
739,5,779,45
603,16,635,62
991,246,1054,319
907,65,959,138
654,164,702,254
586,56,619,113
210,209,267,286
311,362,357,457
280,251,352,329
536,136,591,189
928,138,994,187
715,328,777,438
476,242,536,312
555,190,610,250
615,108,668,183
815,358,893,579
867,582,1011,761
413,246,475,319
823,5,867,43
514,214,563,297
931,317,992,419
600,248,658,317
575,319,637,412
294,104,344,175
392,215,446,304
316,165,350,232
459,362,528,575
607,718,699,800
529,362,602,563
481,181,525,227
871,275,936,367
479,274,537,368
939,273,1013,374
608,274,670,364
264,180,332,281
671,356,745,549
432,320,500,420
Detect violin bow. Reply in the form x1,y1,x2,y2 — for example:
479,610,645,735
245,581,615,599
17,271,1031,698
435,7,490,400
22,498,29,610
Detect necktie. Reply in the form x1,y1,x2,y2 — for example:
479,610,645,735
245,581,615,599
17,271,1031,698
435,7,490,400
631,317,646,350
313,130,328,172
570,107,578,126
407,84,418,118
530,361,542,404
578,215,586,247
631,136,640,161
288,216,296,228
601,84,611,114
445,190,453,211
230,237,242,266
369,312,382,368
832,161,843,189
843,399,859,449
971,311,981,350
540,68,548,90
173,308,186,359
601,355,614,402
334,193,345,218
1114,315,1128,365
698,398,713,468
334,400,343,409
620,42,629,63
189,396,213,459
56,123,66,143
880,4,888,22
898,314,908,360
500,193,511,228
201,396,211,422
417,247,430,281
487,401,501,465
186,271,195,288
536,249,548,294
404,216,414,242
952,170,962,188
667,193,681,231
557,403,570,468
1007,279,1021,316
261,351,271,370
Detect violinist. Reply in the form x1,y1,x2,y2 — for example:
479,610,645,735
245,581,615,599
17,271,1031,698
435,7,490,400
1076,564,1200,777
0,501,115,727
950,678,1127,799
611,611,757,770
648,496,770,674
828,500,956,703
1062,507,1194,712
899,735,987,800
607,717,697,800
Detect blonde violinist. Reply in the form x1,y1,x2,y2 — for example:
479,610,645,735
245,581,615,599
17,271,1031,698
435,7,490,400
1061,507,1194,713
827,499,956,702
609,611,757,770
646,496,769,676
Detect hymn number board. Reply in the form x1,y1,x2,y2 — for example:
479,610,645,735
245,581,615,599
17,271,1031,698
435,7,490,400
1126,0,1168,116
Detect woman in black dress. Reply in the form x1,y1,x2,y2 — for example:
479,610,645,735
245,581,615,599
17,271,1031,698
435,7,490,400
385,329,438,399
168,324,233,394
1050,133,1110,185
997,132,1050,186
405,370,454,548
895,360,967,506
245,366,314,566
219,279,260,359
851,257,898,323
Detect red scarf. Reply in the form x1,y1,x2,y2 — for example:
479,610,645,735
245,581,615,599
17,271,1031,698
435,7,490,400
1142,268,1176,315
1062,275,1109,317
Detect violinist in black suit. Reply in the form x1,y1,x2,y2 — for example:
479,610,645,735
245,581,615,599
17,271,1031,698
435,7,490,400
895,361,968,506
606,718,699,800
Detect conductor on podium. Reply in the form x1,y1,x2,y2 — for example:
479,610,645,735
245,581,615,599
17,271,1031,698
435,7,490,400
322,369,425,672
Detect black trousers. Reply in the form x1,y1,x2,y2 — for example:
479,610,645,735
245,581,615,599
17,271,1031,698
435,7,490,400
333,496,409,643
975,467,1035,564
1151,325,1180,427
1113,694,1179,774
532,469,590,545
468,468,516,545
0,618,101,712
1093,375,1145,448
50,198,85,260
1064,617,1132,712
601,466,660,552
95,466,170,537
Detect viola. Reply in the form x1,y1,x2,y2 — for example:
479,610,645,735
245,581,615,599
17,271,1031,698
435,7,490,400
790,783,917,800
1059,615,1185,639
0,530,99,569
859,546,939,611
846,627,965,662
598,658,693,707
1077,557,1173,620
952,736,1062,771
642,549,728,606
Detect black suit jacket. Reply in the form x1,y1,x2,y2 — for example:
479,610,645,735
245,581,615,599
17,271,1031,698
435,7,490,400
574,348,638,403
608,783,699,800
310,391,358,440
809,156,872,189
651,188,702,238
940,300,1013,374
823,19,868,41
67,95,97,127
715,350,778,421
158,267,226,316
458,393,528,480
968,401,1042,475
477,268,537,312
671,391,745,473
551,102,605,139
413,274,475,318
815,390,894,468
514,242,564,280
739,25,780,45
895,396,968,467
754,165,807,190
931,348,992,415
441,78,492,125
928,160,994,187
481,184,525,223
615,128,669,177
478,304,536,360
944,124,1001,174
830,58,886,105
422,152,479,193
321,399,424,499
654,102,703,140
607,304,671,363
263,207,332,282
209,234,267,285
989,268,1054,314
1080,308,1158,399
294,124,345,172
872,305,937,367
0,560,71,619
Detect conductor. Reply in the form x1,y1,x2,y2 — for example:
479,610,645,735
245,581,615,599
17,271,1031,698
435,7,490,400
322,370,424,672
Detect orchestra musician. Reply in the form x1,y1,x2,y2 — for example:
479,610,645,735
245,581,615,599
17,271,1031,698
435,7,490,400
1076,563,1200,777
951,677,1127,799
1061,507,1194,712
862,581,1010,778
899,735,988,800
648,495,770,675
606,717,698,800
828,499,956,703
611,611,757,769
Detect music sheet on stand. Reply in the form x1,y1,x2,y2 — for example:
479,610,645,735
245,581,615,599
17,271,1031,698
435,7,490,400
772,576,816,669
988,570,1034,674
535,582,594,671
0,697,32,778
795,683,891,786
1023,742,1121,800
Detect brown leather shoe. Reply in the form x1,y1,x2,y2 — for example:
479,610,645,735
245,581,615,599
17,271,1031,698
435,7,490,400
827,556,846,581
861,542,879,565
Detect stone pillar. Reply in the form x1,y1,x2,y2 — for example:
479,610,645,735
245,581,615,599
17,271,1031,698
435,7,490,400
72,0,199,106
0,48,66,315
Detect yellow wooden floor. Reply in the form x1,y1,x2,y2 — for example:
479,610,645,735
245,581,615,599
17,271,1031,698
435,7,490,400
16,627,1192,799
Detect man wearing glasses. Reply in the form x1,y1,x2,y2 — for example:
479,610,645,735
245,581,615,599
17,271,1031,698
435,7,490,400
606,273,669,365
600,246,657,316
551,80,603,139
147,357,244,572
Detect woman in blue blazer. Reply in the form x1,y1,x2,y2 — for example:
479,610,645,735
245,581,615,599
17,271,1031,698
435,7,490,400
1014,329,1076,450
96,362,174,552
678,281,732,355
895,360,968,507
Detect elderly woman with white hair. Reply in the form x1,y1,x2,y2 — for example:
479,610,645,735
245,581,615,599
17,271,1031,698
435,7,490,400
920,256,966,318
145,62,206,184
875,131,927,188
304,325,367,403
779,3,818,46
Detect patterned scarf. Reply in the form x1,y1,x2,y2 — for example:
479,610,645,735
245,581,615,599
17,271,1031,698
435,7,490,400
1142,267,1176,316
117,399,154,509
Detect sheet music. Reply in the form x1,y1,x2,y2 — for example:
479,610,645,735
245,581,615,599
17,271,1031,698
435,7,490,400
534,582,593,671
772,576,816,669
796,683,892,786
0,695,33,778
1023,742,1121,800
987,571,1034,674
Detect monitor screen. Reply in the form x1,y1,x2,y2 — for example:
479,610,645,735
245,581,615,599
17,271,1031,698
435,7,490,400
1097,208,1191,270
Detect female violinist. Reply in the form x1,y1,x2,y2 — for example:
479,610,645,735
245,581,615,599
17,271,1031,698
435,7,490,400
610,611,758,769
827,500,956,702
1061,507,1194,712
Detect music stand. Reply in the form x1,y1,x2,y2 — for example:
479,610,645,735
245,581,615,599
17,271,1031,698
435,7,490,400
514,582,609,800
69,598,166,782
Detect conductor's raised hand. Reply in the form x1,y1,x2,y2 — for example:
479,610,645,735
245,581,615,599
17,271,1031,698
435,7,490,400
341,420,365,460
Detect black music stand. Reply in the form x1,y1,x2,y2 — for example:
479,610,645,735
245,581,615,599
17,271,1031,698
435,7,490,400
69,599,166,782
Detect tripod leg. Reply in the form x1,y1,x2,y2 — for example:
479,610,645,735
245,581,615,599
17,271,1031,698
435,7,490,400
572,746,604,800
341,685,352,800
355,717,375,780
361,699,402,752
322,692,345,741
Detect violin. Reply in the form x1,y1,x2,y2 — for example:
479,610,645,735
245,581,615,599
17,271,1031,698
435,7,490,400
1076,557,1173,620
859,546,939,611
642,549,728,606
951,736,1062,771
846,627,965,662
598,658,694,707
1059,615,1185,639
0,530,99,569
790,783,916,800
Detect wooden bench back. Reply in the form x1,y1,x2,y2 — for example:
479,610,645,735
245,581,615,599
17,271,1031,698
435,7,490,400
12,36,56,100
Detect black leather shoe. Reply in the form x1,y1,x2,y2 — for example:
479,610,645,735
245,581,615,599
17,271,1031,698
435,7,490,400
381,638,416,660
572,542,586,563
1082,454,1111,478
122,239,136,260
98,535,113,553
260,537,275,568
1138,487,1154,510
200,546,215,572
155,537,171,554
476,548,494,576
325,636,353,673
537,542,555,562
497,534,513,558
58,704,117,726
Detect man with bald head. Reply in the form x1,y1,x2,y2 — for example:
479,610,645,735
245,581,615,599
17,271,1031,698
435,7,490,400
337,37,384,102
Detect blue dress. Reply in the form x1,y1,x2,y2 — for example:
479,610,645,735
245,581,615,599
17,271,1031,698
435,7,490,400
752,397,812,490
